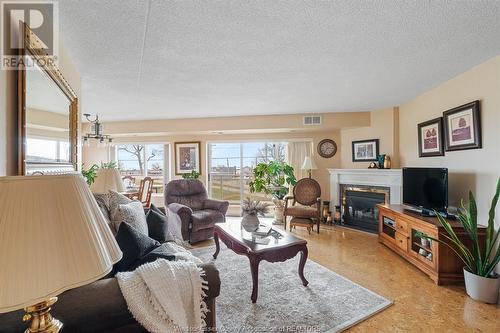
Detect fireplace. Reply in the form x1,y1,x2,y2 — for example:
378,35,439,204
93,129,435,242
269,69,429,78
340,185,390,233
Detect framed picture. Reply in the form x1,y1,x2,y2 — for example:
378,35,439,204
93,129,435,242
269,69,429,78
417,117,444,157
352,139,379,162
443,101,482,151
175,142,201,175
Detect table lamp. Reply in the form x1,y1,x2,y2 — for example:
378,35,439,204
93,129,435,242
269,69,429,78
91,168,125,193
301,156,317,178
0,174,122,333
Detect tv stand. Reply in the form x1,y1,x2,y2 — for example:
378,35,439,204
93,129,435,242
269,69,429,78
378,204,486,285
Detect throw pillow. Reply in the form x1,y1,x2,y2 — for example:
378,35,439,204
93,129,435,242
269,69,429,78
108,190,132,232
114,222,161,272
146,204,174,243
116,201,149,235
94,193,112,230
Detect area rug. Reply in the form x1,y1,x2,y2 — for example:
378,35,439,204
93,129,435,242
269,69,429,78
191,245,392,333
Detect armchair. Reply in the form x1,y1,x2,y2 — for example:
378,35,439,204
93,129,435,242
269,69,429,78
165,179,229,243
283,178,322,233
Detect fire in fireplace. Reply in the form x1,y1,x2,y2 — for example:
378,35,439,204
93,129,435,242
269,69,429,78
340,185,390,233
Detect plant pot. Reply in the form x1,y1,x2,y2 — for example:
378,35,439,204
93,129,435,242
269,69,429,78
242,213,260,232
463,268,500,304
272,198,285,225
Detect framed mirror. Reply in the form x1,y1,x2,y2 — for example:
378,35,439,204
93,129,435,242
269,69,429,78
18,24,78,175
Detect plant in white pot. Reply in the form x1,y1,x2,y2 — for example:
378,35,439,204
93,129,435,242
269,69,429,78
241,198,272,232
420,178,500,304
248,161,297,224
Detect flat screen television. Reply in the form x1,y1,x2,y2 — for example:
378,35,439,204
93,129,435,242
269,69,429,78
403,167,448,214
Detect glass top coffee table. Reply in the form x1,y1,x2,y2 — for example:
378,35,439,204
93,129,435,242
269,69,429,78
213,221,309,303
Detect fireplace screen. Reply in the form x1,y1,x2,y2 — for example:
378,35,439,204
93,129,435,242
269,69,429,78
341,185,389,233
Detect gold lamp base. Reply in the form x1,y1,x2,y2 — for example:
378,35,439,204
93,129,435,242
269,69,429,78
23,297,63,333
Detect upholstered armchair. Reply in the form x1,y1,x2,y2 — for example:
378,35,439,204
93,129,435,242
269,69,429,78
165,179,229,243
283,178,322,233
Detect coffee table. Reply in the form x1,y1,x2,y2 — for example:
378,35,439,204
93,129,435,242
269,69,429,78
213,222,309,303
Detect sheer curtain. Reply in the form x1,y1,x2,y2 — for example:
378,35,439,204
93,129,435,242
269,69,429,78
286,141,313,181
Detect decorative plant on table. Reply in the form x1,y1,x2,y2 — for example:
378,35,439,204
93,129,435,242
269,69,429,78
100,161,118,169
241,197,272,232
248,161,297,224
81,164,99,186
182,170,200,180
418,178,500,304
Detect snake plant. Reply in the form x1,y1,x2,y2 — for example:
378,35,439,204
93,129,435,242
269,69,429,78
420,178,500,277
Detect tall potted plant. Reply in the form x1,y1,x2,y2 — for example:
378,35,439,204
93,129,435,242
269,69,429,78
248,161,297,224
420,178,500,303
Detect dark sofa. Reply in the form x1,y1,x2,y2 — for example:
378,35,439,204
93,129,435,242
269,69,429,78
0,263,220,333
165,179,229,243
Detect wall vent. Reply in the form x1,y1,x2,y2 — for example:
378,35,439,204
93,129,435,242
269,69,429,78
303,115,322,125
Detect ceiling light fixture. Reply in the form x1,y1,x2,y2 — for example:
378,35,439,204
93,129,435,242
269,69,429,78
82,113,113,147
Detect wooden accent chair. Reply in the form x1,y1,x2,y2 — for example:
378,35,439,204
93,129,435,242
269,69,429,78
128,177,154,207
284,178,322,233
122,175,136,189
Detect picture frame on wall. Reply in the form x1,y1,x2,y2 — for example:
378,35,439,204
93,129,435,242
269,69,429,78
417,117,444,157
352,139,379,162
175,141,201,175
443,101,482,151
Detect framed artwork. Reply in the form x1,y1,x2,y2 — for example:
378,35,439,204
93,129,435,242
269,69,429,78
175,142,201,175
352,139,379,162
443,101,481,151
417,117,444,157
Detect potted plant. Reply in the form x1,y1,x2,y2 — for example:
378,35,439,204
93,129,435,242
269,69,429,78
182,170,200,180
248,161,297,224
420,178,500,303
241,197,272,232
81,164,99,186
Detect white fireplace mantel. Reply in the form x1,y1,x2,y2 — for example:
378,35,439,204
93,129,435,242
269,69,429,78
328,169,403,207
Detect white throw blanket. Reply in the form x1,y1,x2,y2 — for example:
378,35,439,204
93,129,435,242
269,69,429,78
116,259,208,333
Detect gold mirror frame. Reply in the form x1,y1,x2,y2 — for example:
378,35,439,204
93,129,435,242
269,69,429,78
18,23,78,175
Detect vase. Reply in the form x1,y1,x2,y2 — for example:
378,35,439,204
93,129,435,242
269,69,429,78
272,198,285,225
242,213,260,232
463,268,500,304
377,154,386,169
383,155,391,169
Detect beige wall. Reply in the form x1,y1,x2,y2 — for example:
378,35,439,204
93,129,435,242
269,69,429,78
333,55,500,230
0,40,81,176
399,55,500,226
83,129,342,200
340,107,400,169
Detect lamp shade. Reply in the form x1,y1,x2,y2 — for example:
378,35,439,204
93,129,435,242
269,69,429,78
91,168,124,193
301,156,318,170
0,174,122,313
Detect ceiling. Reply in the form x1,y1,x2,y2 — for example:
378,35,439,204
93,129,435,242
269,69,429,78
59,0,500,122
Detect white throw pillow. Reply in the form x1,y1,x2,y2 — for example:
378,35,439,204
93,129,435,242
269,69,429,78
115,201,149,235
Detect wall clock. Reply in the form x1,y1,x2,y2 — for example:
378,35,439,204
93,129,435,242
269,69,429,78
317,139,337,158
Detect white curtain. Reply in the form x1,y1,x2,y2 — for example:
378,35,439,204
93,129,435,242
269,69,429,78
286,141,313,181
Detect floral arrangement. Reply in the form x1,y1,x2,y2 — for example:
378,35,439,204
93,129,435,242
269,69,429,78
241,197,272,217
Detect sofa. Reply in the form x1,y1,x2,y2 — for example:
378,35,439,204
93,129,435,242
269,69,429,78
0,195,221,333
165,179,229,243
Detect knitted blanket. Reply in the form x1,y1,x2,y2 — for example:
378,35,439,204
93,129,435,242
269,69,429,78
116,259,208,333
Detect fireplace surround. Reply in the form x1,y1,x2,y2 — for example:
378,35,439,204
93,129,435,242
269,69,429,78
341,185,390,233
328,169,403,233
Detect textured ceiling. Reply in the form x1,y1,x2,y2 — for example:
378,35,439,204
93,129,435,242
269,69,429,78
59,0,500,121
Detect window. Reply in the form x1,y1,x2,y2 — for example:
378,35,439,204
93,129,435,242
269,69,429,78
26,138,70,163
116,144,166,193
208,142,287,214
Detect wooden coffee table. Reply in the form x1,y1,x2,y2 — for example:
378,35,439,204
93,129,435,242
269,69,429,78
213,222,309,303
